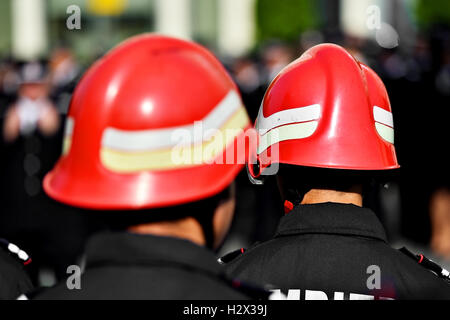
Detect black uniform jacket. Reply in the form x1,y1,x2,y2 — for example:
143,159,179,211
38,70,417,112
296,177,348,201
225,202,450,300
35,232,254,300
0,246,33,299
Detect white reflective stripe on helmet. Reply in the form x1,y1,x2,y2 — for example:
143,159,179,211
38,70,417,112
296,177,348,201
100,107,249,172
373,106,394,144
375,122,394,144
257,121,319,155
62,117,74,155
101,90,242,152
373,106,394,128
256,103,321,136
64,116,75,136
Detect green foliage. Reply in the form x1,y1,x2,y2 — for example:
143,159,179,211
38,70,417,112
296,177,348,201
256,0,320,42
415,0,450,28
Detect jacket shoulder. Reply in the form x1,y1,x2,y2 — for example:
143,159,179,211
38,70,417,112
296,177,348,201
34,264,269,300
380,246,450,299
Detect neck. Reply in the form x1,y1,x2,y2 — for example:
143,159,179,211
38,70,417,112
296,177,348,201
127,216,206,246
301,186,363,207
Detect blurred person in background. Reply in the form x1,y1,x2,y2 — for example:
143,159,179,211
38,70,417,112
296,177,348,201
34,35,268,300
429,39,450,260
430,189,450,258
2,61,60,143
49,48,82,114
0,58,20,113
343,35,369,65
231,56,264,123
0,60,91,284
260,41,294,87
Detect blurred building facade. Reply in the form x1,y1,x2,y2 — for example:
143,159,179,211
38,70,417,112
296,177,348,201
0,0,426,61
0,0,257,61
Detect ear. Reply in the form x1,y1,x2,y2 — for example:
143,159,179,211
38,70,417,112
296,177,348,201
212,189,236,249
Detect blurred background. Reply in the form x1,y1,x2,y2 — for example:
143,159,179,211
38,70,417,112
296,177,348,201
0,0,449,286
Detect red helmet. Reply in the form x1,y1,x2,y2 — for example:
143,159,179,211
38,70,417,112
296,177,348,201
249,43,399,181
43,34,250,210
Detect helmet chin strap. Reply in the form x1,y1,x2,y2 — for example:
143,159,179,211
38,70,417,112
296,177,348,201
284,185,308,208
247,163,265,185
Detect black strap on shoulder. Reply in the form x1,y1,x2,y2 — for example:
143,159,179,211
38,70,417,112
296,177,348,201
217,248,273,299
0,238,32,266
218,248,246,264
399,247,450,282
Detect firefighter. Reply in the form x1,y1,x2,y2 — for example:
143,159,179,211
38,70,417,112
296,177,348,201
223,44,450,300
34,35,266,299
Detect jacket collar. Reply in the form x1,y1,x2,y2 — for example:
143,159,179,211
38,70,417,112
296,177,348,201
84,231,224,277
275,202,388,243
